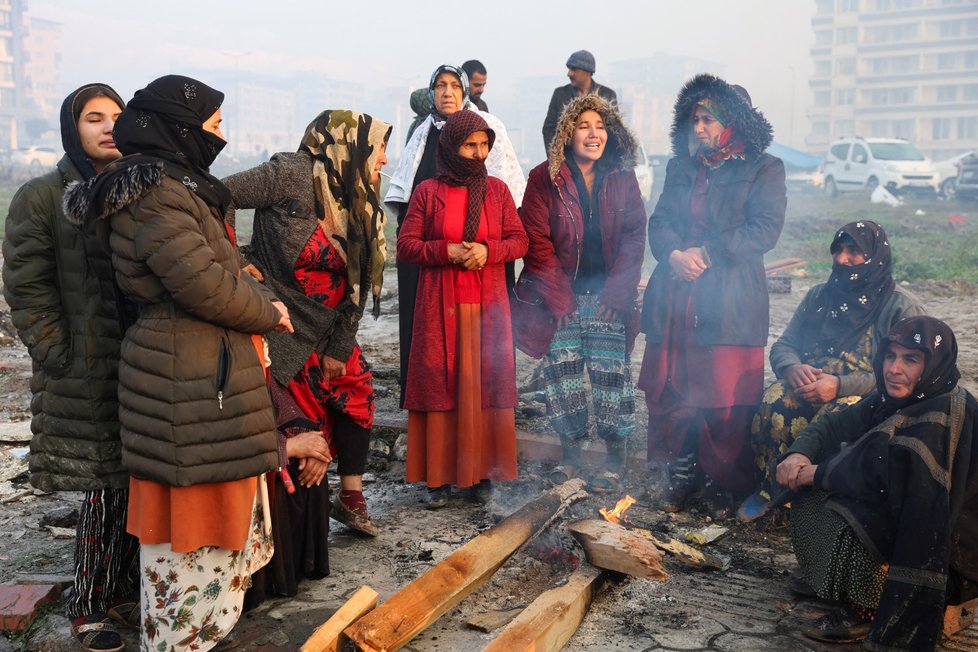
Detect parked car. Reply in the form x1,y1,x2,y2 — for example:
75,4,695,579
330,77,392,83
934,150,974,199
821,137,940,197
955,153,978,200
10,145,61,172
633,142,654,204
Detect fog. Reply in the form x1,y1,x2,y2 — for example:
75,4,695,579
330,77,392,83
35,0,815,160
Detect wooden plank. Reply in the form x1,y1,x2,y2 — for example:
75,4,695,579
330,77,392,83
633,529,728,570
567,519,668,580
481,565,607,652
301,585,379,652
345,479,588,652
465,605,526,633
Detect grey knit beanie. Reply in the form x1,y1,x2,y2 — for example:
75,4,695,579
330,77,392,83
566,50,596,73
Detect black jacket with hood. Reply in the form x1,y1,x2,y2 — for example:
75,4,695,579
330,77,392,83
641,73,786,347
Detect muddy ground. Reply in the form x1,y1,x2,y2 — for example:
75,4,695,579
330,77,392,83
1,266,977,650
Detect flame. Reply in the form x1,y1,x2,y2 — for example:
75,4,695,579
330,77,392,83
599,494,637,524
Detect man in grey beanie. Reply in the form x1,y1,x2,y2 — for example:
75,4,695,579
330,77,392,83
542,49,618,150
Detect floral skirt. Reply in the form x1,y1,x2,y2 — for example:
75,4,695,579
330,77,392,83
139,485,273,651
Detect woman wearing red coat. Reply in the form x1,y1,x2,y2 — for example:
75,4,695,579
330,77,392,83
397,111,528,508
512,94,646,490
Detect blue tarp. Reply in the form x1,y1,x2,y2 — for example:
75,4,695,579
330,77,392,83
766,142,822,170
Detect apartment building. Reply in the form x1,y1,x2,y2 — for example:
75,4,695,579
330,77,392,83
808,0,978,159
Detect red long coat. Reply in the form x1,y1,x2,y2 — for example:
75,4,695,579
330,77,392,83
397,177,528,411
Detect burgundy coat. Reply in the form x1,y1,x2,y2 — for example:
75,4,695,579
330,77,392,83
513,160,646,357
397,177,528,411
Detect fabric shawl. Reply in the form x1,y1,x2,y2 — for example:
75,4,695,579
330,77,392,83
91,75,231,219
435,110,495,242
800,220,896,358
427,64,469,121
60,83,125,181
299,110,392,316
692,98,746,170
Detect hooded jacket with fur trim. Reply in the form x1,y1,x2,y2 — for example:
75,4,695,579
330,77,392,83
64,164,281,487
641,73,786,347
514,94,646,358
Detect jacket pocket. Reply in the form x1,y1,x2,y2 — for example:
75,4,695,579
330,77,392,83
216,333,231,410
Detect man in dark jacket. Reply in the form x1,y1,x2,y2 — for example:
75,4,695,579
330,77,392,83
461,59,489,112
542,50,618,150
2,84,138,651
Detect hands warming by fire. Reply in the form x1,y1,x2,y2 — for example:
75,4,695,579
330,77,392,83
776,453,818,491
784,363,840,405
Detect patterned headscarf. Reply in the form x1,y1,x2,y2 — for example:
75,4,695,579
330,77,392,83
110,75,231,214
692,98,745,169
299,110,392,317
428,64,469,122
870,316,960,423
801,220,895,357
435,111,495,242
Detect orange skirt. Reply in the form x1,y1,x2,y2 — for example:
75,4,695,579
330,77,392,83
405,303,517,489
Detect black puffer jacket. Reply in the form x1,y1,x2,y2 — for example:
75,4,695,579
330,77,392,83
2,156,126,491
641,74,786,347
64,164,282,486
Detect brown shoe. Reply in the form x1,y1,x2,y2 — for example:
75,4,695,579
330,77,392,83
800,606,872,643
331,496,380,537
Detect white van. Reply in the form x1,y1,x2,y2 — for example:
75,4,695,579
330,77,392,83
821,137,940,197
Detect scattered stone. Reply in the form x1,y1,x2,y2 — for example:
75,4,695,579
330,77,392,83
44,526,74,539
39,507,78,529
373,384,390,398
392,433,408,461
0,583,60,632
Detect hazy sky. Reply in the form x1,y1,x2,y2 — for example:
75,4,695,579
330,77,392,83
35,0,816,149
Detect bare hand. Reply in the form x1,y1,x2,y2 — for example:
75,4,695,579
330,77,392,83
794,374,840,405
596,303,621,323
776,453,817,491
272,301,294,333
242,263,264,282
669,248,708,281
298,457,328,488
285,431,332,464
321,354,347,382
784,364,821,390
447,242,467,264
459,242,488,270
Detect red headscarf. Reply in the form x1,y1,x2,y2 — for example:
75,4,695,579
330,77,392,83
436,111,496,241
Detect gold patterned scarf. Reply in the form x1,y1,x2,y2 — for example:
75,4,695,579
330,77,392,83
300,110,392,316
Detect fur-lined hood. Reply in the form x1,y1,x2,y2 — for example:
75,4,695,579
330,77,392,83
63,161,164,226
548,94,639,181
669,73,773,158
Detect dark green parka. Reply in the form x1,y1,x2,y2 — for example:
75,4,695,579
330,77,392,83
2,155,127,491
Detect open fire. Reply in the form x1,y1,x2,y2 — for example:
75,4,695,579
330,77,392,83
599,494,636,525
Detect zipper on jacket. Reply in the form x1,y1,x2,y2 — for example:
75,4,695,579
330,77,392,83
555,184,583,281
216,333,231,411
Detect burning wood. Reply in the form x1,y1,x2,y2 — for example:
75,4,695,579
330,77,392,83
301,585,378,652
567,519,668,581
344,479,588,652
482,564,608,652
598,494,636,524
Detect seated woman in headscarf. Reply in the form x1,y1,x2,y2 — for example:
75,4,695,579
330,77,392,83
386,64,526,412
64,75,294,650
776,316,978,650
397,111,528,508
737,220,925,522
222,111,391,602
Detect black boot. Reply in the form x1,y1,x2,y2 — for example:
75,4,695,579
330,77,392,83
703,477,735,521
659,452,700,513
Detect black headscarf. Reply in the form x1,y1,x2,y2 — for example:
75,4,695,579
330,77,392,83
103,75,232,215
870,315,960,425
801,220,895,357
436,110,495,242
59,83,125,180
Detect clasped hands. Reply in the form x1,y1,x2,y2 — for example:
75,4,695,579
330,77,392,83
668,247,709,281
285,430,333,488
784,363,840,404
447,241,488,270
775,452,817,491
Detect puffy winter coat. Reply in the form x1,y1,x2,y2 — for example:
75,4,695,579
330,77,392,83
2,156,126,491
64,163,282,486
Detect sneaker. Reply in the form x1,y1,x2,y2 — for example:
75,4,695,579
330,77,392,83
424,485,451,510
331,496,380,537
70,613,124,652
800,606,872,643
658,453,700,513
